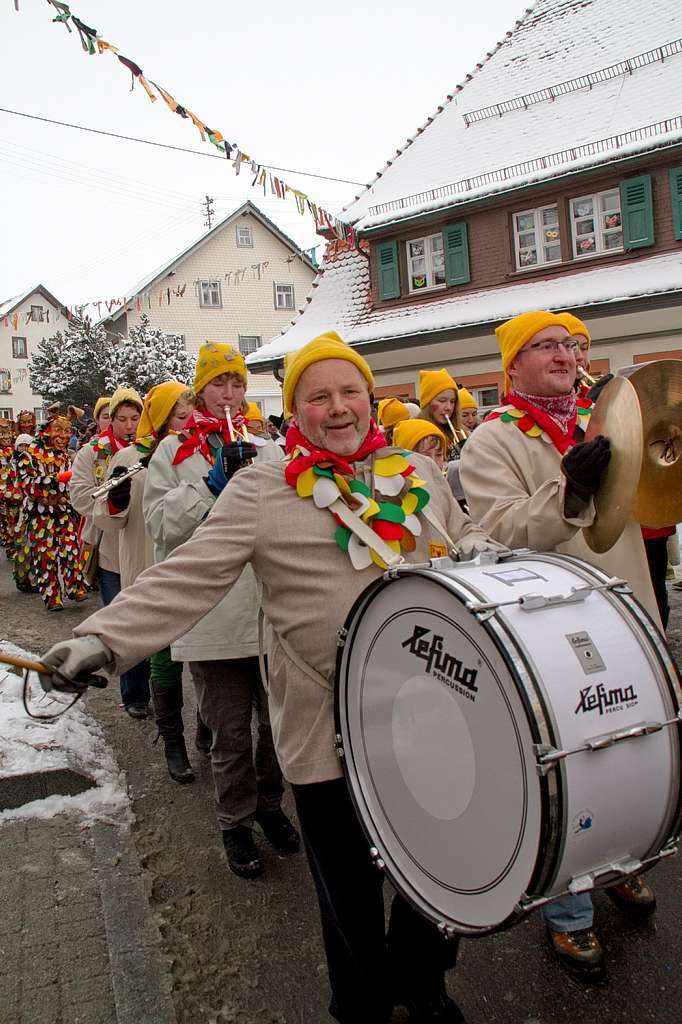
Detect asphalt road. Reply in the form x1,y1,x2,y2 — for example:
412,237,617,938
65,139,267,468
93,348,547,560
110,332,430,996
2,557,681,1023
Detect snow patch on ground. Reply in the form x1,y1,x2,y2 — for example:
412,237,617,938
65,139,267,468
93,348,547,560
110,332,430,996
0,639,129,825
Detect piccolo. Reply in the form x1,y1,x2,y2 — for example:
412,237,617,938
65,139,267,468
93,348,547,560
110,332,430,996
577,365,598,387
91,461,146,499
445,415,467,444
225,407,249,443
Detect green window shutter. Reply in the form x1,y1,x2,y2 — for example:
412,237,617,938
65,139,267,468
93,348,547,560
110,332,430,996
443,222,470,285
670,167,682,241
376,240,400,300
620,175,654,248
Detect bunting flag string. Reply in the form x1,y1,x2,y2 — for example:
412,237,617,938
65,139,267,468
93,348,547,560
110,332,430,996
27,1,352,243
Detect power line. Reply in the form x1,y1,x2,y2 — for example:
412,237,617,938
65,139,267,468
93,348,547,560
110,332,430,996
0,106,365,187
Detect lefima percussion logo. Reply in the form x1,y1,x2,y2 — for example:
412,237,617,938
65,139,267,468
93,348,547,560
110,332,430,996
401,625,479,700
574,682,638,716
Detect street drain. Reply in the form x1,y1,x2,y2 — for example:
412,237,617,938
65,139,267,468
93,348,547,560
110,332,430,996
0,768,95,811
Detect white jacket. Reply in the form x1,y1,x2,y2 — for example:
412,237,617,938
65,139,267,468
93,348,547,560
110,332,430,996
143,434,283,662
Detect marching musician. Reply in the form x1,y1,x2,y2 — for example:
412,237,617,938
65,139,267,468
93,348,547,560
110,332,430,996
418,368,462,460
377,396,410,445
457,388,479,434
70,386,150,717
39,332,503,1024
393,418,448,472
92,381,197,783
460,310,659,980
141,342,299,881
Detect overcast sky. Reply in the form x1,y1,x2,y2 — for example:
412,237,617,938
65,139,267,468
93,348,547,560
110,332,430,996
0,0,521,309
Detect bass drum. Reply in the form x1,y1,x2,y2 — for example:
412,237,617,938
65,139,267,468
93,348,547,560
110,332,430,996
334,552,682,936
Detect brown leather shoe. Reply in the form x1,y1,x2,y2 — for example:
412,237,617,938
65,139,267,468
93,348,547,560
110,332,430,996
606,875,657,918
548,927,606,980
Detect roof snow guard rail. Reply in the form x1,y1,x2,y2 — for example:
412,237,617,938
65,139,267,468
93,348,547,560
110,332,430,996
463,38,682,125
367,115,682,218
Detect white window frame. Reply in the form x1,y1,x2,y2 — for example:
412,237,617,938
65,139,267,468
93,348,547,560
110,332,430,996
238,335,262,356
512,204,561,271
236,224,253,248
473,385,500,411
570,189,623,259
30,305,45,322
35,406,48,425
0,406,13,419
0,370,12,393
406,233,446,294
274,283,295,310
12,336,28,358
199,279,222,308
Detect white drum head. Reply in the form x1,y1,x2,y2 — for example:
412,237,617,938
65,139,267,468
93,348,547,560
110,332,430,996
337,572,543,933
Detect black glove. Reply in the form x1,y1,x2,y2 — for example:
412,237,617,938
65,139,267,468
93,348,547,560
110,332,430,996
561,435,611,502
108,465,132,511
205,440,258,497
587,372,614,403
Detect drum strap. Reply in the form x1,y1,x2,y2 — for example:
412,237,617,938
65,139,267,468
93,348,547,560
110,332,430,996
258,608,333,693
420,504,459,555
330,498,405,566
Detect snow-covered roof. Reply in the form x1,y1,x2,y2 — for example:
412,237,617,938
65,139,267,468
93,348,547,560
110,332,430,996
105,200,316,322
0,284,66,318
343,0,682,231
247,246,682,366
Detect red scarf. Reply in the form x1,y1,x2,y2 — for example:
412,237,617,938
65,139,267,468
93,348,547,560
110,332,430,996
101,424,130,455
172,409,247,466
284,420,387,487
505,391,578,454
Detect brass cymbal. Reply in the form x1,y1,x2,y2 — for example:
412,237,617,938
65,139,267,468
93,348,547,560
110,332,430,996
628,359,682,528
583,376,643,554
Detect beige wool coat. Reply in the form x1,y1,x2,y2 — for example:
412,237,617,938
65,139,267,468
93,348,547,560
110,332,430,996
91,446,153,590
70,441,120,573
74,453,497,785
459,416,660,626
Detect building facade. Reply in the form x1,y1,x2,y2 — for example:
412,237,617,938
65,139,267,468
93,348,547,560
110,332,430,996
0,285,68,424
247,0,682,412
103,202,316,416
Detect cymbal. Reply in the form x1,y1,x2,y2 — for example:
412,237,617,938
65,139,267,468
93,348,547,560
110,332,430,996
628,360,682,528
583,376,643,554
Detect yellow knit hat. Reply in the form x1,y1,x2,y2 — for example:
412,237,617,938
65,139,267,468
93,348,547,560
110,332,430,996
109,386,143,418
418,369,458,410
378,397,410,429
457,387,477,410
245,401,264,424
495,311,567,393
194,341,247,395
556,312,591,347
93,396,111,421
282,331,374,416
136,381,190,439
393,419,447,456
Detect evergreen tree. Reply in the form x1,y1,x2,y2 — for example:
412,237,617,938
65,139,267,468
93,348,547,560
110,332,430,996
29,315,110,408
105,315,193,393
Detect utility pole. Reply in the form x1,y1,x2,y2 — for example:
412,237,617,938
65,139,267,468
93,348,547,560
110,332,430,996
202,195,215,231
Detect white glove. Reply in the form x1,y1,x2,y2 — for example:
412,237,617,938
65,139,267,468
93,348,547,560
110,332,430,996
40,635,114,693
453,533,511,561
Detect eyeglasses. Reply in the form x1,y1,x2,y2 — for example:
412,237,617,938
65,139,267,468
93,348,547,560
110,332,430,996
523,339,580,355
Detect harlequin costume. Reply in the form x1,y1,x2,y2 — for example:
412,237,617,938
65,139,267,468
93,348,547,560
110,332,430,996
13,416,87,610
0,418,20,557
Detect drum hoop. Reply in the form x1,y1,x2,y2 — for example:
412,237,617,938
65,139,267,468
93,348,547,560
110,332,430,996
523,551,682,857
334,564,559,934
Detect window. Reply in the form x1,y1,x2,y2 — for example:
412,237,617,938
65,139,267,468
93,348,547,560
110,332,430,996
199,280,222,307
0,407,13,419
12,336,28,358
570,189,622,258
406,233,445,292
30,305,45,322
238,335,262,356
274,283,295,310
236,224,253,247
474,385,500,411
513,205,561,269
35,406,48,426
0,370,12,393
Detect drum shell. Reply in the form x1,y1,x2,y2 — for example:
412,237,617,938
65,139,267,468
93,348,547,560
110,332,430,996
335,552,682,936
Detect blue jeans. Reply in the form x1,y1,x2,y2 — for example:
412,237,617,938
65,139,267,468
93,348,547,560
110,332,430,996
98,568,150,708
541,892,593,932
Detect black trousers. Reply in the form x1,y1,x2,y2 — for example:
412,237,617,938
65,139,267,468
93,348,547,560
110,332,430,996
292,778,459,1024
644,536,670,630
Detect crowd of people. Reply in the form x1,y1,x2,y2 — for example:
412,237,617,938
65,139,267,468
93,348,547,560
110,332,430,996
3,313,678,1023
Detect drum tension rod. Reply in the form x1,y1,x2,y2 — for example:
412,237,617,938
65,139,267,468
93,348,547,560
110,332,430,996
467,578,630,620
535,714,682,773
